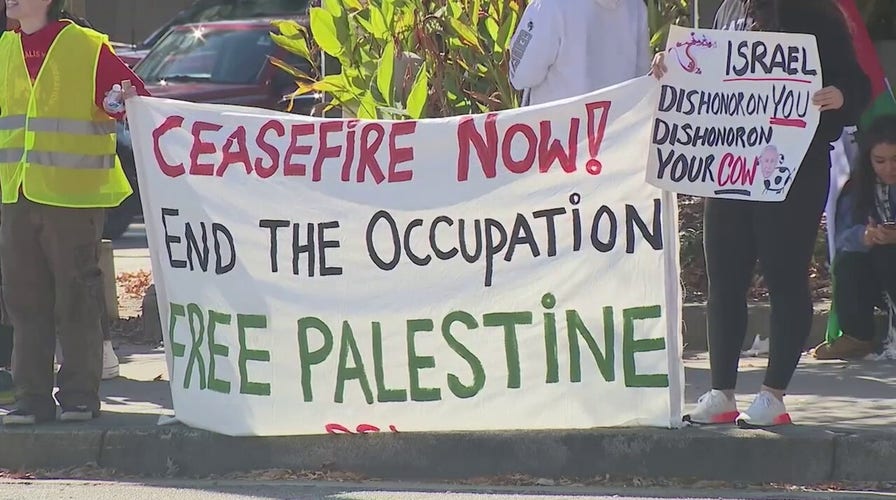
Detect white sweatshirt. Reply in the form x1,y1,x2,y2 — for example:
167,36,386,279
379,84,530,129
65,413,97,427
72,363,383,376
508,0,650,106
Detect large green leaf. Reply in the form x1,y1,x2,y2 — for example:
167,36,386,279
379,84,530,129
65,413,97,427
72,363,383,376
321,0,345,19
273,19,302,37
270,33,311,61
357,93,378,119
449,18,482,50
368,7,389,39
310,8,346,60
406,66,429,118
268,56,313,81
375,40,396,103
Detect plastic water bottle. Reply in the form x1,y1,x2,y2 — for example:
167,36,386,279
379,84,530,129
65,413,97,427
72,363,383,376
104,84,125,114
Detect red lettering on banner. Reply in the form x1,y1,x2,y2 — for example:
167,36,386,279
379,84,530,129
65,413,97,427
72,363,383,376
457,113,499,181
189,121,223,176
153,105,610,185
325,423,400,434
456,102,610,181
387,121,417,183
358,123,386,184
311,121,344,182
216,126,252,176
152,115,185,177
284,123,314,176
716,152,757,187
340,120,359,181
255,120,285,178
502,123,537,173
584,101,611,175
538,119,579,173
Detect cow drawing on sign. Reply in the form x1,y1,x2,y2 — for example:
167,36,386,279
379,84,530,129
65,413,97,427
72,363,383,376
758,145,793,195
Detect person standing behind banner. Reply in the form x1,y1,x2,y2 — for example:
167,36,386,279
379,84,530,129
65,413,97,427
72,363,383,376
651,0,870,428
507,0,649,106
0,0,148,426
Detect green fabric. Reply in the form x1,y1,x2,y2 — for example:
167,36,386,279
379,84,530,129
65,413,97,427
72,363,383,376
826,261,842,343
859,91,896,131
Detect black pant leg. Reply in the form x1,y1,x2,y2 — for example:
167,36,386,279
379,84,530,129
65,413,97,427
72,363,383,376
704,198,757,390
755,156,830,391
834,251,879,342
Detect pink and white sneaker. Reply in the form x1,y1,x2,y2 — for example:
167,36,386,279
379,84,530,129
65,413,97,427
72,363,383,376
683,390,739,424
736,391,792,429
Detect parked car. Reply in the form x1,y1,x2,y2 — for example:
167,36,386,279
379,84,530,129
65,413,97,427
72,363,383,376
107,18,320,239
114,0,310,66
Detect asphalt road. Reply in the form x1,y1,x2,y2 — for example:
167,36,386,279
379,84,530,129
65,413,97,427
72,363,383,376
1,480,893,500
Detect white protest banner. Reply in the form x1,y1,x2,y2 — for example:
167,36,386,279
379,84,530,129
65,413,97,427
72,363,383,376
127,76,683,437
648,25,822,201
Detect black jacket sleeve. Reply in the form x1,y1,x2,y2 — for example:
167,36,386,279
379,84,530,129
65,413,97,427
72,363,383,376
791,12,871,144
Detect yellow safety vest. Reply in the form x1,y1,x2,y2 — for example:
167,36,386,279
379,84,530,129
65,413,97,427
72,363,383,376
0,22,132,208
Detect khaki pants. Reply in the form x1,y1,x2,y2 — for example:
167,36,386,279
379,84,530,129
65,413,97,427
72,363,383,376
0,199,105,417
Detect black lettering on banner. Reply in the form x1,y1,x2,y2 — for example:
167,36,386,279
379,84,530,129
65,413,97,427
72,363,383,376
162,207,188,269
260,219,290,273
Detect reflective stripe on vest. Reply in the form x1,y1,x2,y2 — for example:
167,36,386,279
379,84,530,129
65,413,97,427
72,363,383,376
0,115,116,135
0,148,115,169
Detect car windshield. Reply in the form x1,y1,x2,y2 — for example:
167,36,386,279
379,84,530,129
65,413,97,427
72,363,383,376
136,27,275,85
142,0,309,47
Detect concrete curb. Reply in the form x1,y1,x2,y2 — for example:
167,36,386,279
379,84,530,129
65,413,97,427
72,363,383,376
3,424,895,482
682,302,888,352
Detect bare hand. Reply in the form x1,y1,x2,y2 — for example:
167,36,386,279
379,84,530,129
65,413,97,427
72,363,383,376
650,52,667,80
864,224,879,247
864,221,896,246
812,86,844,112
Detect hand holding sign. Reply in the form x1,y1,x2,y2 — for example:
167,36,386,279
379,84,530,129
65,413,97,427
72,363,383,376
813,86,844,111
650,52,668,79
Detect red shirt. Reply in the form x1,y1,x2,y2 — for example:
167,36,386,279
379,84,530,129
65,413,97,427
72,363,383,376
18,20,149,119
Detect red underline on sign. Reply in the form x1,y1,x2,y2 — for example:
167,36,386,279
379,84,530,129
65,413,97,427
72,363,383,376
769,117,807,128
723,77,813,84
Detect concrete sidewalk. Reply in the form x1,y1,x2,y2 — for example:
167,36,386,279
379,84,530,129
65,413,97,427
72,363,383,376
0,343,893,484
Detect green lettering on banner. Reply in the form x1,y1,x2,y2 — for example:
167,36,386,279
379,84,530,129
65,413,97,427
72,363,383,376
371,321,408,402
206,310,232,394
441,311,485,399
297,316,334,402
567,306,615,383
482,311,532,389
238,314,271,396
335,321,374,404
623,305,669,388
168,302,187,360
185,303,207,390
541,293,559,384
406,319,441,402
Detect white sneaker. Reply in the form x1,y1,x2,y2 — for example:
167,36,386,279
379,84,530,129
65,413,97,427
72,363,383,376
683,389,739,424
736,391,792,429
741,336,770,357
102,341,119,380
